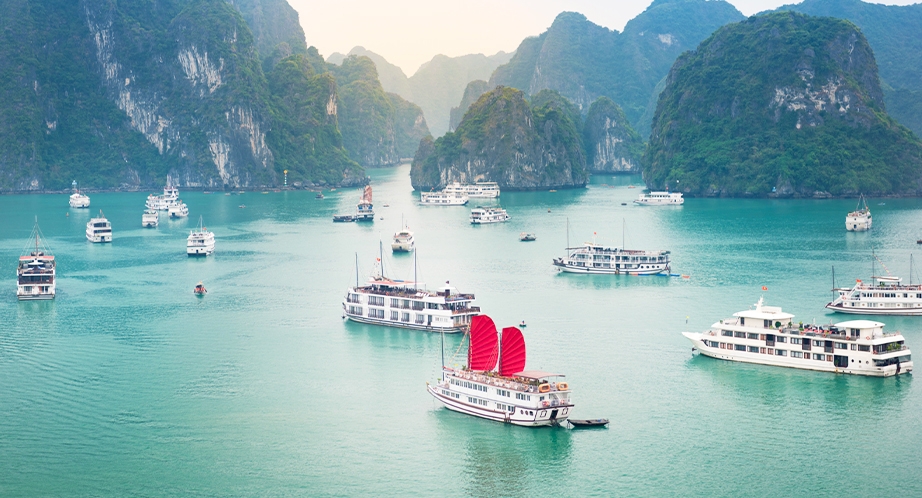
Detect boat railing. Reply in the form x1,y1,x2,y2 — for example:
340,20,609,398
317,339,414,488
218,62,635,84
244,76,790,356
451,306,480,314
873,345,908,355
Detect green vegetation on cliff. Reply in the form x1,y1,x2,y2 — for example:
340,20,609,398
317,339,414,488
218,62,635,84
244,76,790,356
411,86,588,190
583,97,644,173
644,11,922,197
448,80,490,132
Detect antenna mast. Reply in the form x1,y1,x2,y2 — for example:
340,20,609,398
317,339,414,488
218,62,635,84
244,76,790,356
354,253,359,288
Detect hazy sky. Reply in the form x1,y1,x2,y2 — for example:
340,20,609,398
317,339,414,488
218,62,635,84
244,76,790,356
289,0,919,76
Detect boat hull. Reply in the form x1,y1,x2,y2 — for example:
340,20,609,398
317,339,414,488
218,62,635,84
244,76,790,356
344,313,466,333
553,261,668,275
86,235,112,243
427,384,570,427
683,332,912,377
17,292,55,301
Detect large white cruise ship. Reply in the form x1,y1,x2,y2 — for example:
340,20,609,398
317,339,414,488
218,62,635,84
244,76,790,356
442,181,501,198
470,207,510,224
827,275,922,315
86,210,112,243
427,315,573,426
634,191,684,205
845,194,872,231
342,259,479,333
420,191,468,205
553,242,671,275
187,216,215,256
683,298,912,376
17,220,56,300
68,181,90,208
146,184,179,211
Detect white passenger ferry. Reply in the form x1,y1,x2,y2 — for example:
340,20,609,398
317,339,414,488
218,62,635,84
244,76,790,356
443,181,501,198
168,200,189,218
827,275,922,315
356,185,374,221
683,297,912,376
391,227,415,252
86,210,112,243
69,180,90,208
553,242,671,275
187,216,215,256
18,220,56,300
142,209,159,228
420,191,468,205
146,184,180,211
846,194,872,231
343,258,479,333
470,207,510,224
634,191,684,205
427,315,572,426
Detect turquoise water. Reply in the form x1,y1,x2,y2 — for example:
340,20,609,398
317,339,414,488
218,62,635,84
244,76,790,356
1,165,921,496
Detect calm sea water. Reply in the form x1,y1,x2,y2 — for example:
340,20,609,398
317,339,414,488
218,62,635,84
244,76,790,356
1,165,921,496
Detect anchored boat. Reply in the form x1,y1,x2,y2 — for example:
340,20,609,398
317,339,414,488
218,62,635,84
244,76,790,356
355,185,374,221
633,191,683,205
470,207,510,224
442,181,500,198
427,315,573,426
187,216,215,256
846,194,872,231
17,220,56,300
86,210,112,243
69,180,90,208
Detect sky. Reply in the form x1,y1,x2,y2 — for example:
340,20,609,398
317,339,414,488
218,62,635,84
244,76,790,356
289,0,920,77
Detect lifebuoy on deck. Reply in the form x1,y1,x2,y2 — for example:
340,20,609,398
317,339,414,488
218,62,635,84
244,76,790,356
538,383,550,393
557,382,569,390
866,336,870,340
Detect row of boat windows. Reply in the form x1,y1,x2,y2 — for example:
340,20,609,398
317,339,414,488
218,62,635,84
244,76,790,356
706,341,902,361
347,294,441,310
468,397,489,407
716,331,901,353
851,292,922,299
441,390,460,399
18,276,53,283
449,379,535,400
573,254,667,262
846,302,922,308
450,379,488,392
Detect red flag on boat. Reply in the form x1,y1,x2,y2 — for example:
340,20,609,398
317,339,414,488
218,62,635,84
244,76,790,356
499,327,526,377
468,315,498,371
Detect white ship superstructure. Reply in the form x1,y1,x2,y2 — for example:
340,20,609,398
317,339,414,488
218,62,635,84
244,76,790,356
443,181,501,198
69,180,90,208
187,216,215,256
427,315,573,426
420,191,468,205
86,210,112,243
356,185,374,221
682,298,912,377
169,200,189,218
553,242,670,275
142,209,159,228
391,227,415,252
470,207,510,224
846,194,872,231
827,276,922,315
17,221,56,300
146,184,180,211
634,191,684,205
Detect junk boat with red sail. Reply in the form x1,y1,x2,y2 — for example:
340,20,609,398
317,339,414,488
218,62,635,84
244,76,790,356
18,220,56,300
355,185,374,221
427,315,573,426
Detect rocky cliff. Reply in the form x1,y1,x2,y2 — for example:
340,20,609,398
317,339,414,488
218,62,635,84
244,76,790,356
583,97,644,173
644,11,922,197
448,80,490,132
411,86,588,190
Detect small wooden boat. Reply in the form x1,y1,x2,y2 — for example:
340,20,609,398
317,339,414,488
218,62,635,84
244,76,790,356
194,282,207,296
917,239,922,245
569,418,609,428
333,215,355,222
238,204,246,208
518,320,526,328
315,193,324,199
519,232,536,241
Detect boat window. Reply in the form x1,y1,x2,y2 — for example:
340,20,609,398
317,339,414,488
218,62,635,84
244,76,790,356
791,351,804,358
734,345,746,351
748,346,759,353
776,336,786,343
734,332,745,338
747,333,759,339
813,354,825,361
790,338,801,345
858,345,870,352
721,330,733,337
775,349,787,356
812,340,824,347
835,342,847,349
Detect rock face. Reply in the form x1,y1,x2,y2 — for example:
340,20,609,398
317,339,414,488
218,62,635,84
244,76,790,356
448,80,489,132
582,97,644,173
644,11,922,197
489,3,744,137
390,93,430,160
411,86,588,191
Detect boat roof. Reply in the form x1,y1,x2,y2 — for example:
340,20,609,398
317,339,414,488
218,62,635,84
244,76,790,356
835,320,885,329
515,370,565,380
20,255,54,260
734,298,794,320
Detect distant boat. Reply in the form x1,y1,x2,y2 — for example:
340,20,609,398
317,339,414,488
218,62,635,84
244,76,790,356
420,190,468,206
86,210,112,243
187,216,215,256
442,181,501,198
147,183,179,211
846,194,872,231
169,200,189,218
18,219,56,301
142,209,159,228
194,281,207,296
69,180,90,208
355,185,374,221
569,419,609,428
391,224,415,253
520,232,536,241
333,214,355,222
470,207,510,224
315,192,324,199
634,191,684,205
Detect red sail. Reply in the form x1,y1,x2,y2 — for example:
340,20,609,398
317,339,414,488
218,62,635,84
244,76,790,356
468,315,498,371
361,185,372,203
499,327,526,377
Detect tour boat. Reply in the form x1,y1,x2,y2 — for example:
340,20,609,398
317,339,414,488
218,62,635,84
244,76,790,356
827,276,922,315
146,184,180,211
169,200,189,218
142,209,159,228
633,191,684,205
17,220,56,300
187,216,215,256
391,226,415,253
442,181,501,198
86,210,112,243
355,185,374,221
553,242,671,275
426,315,573,426
846,194,872,231
470,207,510,224
342,252,479,333
520,232,536,241
69,181,90,208
194,281,207,296
682,297,912,376
333,215,355,222
420,191,469,206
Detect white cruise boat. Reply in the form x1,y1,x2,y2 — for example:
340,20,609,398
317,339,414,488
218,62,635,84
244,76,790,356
146,184,180,211
683,298,912,376
17,220,56,300
343,256,479,333
634,191,684,205
355,185,374,221
142,209,159,228
420,191,469,206
827,275,922,315
86,210,112,243
187,216,215,256
554,242,671,275
427,315,573,426
69,180,90,208
168,200,189,218
846,194,872,231
470,207,510,224
443,181,501,198
391,227,415,253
